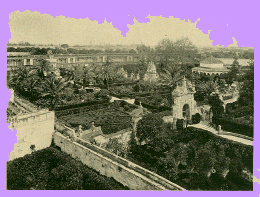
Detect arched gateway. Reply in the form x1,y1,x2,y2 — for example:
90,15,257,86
172,77,197,124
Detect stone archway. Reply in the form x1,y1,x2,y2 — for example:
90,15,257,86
171,77,197,125
182,104,190,120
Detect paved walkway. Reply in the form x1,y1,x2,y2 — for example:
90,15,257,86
223,95,239,107
188,122,253,146
110,96,135,105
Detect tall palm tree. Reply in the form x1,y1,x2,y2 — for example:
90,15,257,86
9,67,40,92
43,76,68,109
36,59,51,79
159,63,183,106
96,60,116,89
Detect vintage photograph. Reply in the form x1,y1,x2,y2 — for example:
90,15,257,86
6,11,254,190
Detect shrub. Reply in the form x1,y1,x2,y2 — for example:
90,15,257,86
192,113,201,124
95,89,109,99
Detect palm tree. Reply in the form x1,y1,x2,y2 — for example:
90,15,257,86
96,60,116,89
43,76,68,109
159,63,183,106
36,59,51,79
9,67,40,94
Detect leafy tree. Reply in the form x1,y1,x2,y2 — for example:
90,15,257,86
208,94,224,122
155,38,175,68
128,130,137,154
136,113,173,152
238,60,254,106
136,113,163,144
224,57,240,86
173,37,198,66
61,44,69,48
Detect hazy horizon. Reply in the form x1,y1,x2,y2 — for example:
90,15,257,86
9,11,224,48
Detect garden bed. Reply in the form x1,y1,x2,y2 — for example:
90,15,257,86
58,104,132,134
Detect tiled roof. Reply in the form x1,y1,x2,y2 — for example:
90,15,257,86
201,56,224,64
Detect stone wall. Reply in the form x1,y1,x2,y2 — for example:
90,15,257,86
9,110,55,160
53,132,185,191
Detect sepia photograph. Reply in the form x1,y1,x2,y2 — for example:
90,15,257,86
2,0,259,195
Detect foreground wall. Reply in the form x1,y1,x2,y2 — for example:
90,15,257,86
53,132,185,191
9,110,55,160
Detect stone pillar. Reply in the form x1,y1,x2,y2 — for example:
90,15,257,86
30,59,34,65
23,59,26,65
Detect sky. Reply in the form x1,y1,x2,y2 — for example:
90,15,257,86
9,11,215,47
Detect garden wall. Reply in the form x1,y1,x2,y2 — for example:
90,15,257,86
8,109,55,161
53,132,185,191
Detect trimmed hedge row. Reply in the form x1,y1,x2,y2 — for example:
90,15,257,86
140,102,171,112
110,91,170,99
215,117,254,138
54,99,110,111
55,103,110,117
226,105,253,118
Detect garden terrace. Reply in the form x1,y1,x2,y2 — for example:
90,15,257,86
58,102,133,134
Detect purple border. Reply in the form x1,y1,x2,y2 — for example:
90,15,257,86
1,0,259,196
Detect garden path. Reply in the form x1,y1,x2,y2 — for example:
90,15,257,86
110,96,135,105
188,122,253,146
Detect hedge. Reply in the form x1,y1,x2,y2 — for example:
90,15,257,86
215,117,254,138
225,105,253,118
55,103,110,117
54,98,110,111
58,105,132,134
110,91,170,99
140,102,171,112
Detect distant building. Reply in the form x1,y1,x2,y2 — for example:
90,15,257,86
192,56,229,75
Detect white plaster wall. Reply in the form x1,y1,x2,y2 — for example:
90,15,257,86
9,110,55,160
